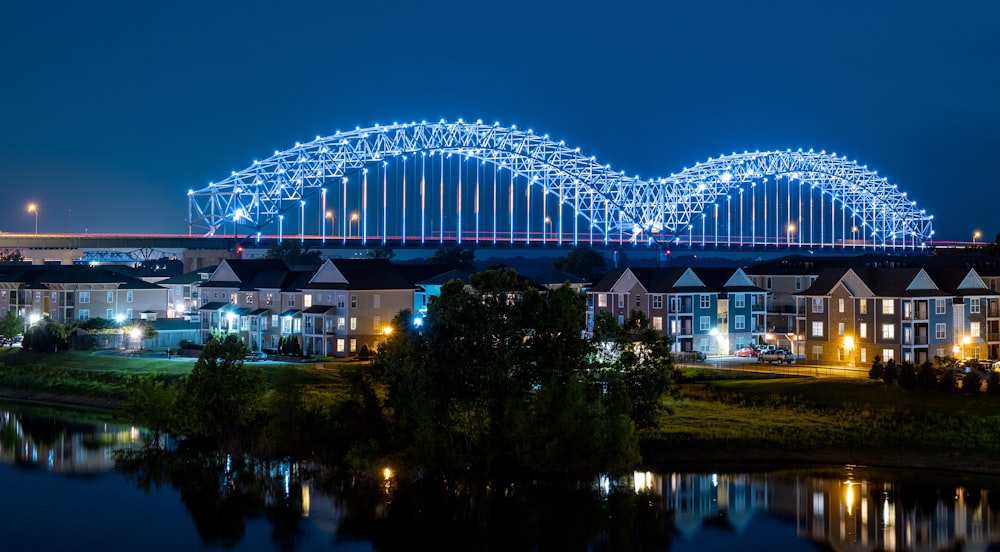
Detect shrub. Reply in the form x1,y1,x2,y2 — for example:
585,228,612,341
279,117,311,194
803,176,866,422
868,356,884,381
897,361,916,389
881,359,898,385
939,369,958,392
962,370,983,394
916,362,938,390
988,371,1000,395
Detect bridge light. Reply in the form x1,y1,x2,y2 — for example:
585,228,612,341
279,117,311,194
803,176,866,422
476,119,482,124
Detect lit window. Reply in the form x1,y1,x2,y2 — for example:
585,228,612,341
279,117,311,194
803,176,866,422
970,298,981,314
700,295,711,309
811,298,823,313
935,299,945,315
700,316,711,331
881,324,895,339
882,300,894,315
971,321,981,337
597,294,607,308
812,321,823,337
735,315,745,330
734,294,745,308
860,323,867,339
652,316,663,331
935,323,946,340
859,299,868,315
79,291,90,304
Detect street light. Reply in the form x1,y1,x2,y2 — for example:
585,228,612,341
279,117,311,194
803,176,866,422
786,222,796,247
27,203,38,234
350,212,359,237
325,210,334,242
843,335,854,367
544,216,552,242
962,335,971,359
973,230,982,245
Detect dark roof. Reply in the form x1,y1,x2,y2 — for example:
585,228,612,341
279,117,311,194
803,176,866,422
0,264,165,290
523,268,589,287
148,319,202,332
157,265,217,285
303,259,415,291
199,301,230,310
248,308,271,316
416,269,471,286
302,305,337,314
395,263,460,286
279,309,300,317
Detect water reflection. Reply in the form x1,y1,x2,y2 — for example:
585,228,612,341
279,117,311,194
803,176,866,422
0,408,147,472
4,402,1000,550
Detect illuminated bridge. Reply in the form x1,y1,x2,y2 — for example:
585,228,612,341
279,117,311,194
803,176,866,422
188,120,935,250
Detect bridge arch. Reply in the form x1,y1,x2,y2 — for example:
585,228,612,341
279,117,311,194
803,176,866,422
187,120,934,249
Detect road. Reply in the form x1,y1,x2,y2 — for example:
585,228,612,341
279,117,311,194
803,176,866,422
678,355,869,379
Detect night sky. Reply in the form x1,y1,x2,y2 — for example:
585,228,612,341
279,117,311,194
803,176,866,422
2,1,997,241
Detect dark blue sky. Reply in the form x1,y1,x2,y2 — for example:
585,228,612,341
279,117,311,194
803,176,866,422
2,0,997,241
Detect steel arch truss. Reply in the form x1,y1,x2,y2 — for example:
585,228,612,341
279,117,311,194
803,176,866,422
187,121,934,247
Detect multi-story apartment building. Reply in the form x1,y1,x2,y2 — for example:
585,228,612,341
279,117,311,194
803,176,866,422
156,265,216,319
587,266,767,355
0,265,168,324
795,266,999,365
198,258,415,357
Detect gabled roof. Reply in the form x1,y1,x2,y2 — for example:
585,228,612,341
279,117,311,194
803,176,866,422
416,269,471,286
395,263,460,286
303,259,415,291
523,268,589,287
0,264,164,290
157,265,217,285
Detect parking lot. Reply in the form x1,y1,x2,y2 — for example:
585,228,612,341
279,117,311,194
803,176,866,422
676,354,870,379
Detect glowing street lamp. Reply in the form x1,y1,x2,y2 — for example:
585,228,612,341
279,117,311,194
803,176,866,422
27,203,38,234
325,210,334,243
350,212,359,237
973,230,982,245
843,335,854,367
544,216,552,243
786,222,796,247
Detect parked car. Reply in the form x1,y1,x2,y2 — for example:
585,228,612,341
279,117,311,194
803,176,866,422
758,348,796,364
245,351,268,362
734,346,758,357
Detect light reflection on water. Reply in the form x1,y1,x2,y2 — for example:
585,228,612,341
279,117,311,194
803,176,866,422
2,403,1000,551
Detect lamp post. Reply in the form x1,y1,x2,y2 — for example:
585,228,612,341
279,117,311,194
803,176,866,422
27,203,38,234
844,335,854,367
973,230,982,246
962,335,971,359
325,210,334,242
350,212,359,238
544,216,552,243
786,222,796,247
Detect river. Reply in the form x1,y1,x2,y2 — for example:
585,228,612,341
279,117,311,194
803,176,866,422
1,401,998,551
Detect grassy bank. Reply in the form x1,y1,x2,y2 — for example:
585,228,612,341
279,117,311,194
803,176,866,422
640,370,1000,472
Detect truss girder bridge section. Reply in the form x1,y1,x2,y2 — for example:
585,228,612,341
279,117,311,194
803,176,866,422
187,120,934,248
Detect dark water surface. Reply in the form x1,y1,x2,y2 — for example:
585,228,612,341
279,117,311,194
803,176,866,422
2,401,999,551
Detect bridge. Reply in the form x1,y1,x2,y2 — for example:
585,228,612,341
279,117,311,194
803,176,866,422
187,119,935,251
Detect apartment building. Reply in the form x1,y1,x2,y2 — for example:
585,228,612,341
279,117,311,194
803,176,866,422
794,266,1000,365
587,266,767,355
0,265,168,324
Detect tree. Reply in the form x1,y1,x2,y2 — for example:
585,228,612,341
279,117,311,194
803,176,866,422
591,310,674,429
897,361,917,389
264,241,322,266
962,370,983,393
177,335,267,442
22,319,68,352
372,269,637,475
367,247,396,260
120,377,179,447
0,311,23,345
916,362,938,390
552,246,608,282
881,359,898,385
868,356,884,381
0,251,25,264
429,245,475,272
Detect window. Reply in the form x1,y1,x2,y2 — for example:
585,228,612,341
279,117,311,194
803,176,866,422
245,294,254,305
79,291,90,304
881,324,895,339
812,321,823,337
882,349,895,362
859,299,868,315
303,295,312,308
107,291,114,303
860,348,867,363
795,277,802,291
336,339,345,353
700,316,711,331
860,323,867,339
812,345,823,361
735,315,745,330
125,308,132,320
652,295,663,309
337,317,346,331
881,300,894,315
635,295,641,307
126,291,133,303
337,294,345,308
617,294,624,308
78,309,90,321
374,294,381,309
287,295,295,307
838,298,845,313
669,297,678,312
107,309,114,319
265,293,274,307
597,294,607,308
811,298,823,313
766,277,772,289
935,323,946,340
699,338,710,353
971,321,981,338
936,347,945,359
971,298,981,314
935,298,946,315
349,317,356,331
652,316,663,331
734,294,745,308
838,322,844,336
373,316,381,331
350,339,357,352
700,295,711,309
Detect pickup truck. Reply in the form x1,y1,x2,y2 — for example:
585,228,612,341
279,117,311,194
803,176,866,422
758,348,796,364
